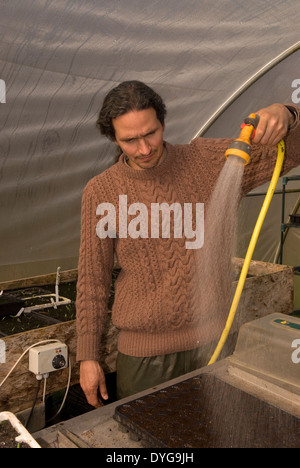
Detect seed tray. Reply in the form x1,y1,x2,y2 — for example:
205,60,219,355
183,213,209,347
290,214,300,224
114,373,300,448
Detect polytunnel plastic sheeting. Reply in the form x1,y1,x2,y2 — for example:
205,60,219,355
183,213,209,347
0,0,300,281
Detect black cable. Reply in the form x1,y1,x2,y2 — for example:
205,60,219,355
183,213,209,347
25,378,41,429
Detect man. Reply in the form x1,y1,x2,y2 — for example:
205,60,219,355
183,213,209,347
76,81,300,407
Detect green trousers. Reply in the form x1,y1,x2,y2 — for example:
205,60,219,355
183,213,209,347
116,347,207,400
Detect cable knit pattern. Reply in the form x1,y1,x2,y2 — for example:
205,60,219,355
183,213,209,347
76,115,300,360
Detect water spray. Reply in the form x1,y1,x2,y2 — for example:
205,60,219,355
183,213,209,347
208,114,285,365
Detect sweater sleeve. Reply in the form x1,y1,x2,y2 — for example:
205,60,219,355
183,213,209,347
76,179,114,362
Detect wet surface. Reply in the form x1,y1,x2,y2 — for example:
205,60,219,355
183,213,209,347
115,373,300,448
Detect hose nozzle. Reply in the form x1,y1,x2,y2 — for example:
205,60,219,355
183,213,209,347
225,113,260,165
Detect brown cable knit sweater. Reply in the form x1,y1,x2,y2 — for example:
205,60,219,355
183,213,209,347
76,113,300,361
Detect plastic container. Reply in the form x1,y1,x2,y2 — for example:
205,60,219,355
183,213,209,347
0,411,41,448
231,313,300,389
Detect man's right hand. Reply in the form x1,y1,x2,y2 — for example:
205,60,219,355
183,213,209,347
80,360,109,408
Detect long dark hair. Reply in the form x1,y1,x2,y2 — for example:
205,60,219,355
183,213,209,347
97,81,167,142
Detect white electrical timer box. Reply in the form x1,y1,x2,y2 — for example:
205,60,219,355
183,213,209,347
29,342,68,376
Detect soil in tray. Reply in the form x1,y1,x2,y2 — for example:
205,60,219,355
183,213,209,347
0,284,76,335
0,270,120,336
0,420,29,448
0,295,24,317
0,313,45,335
39,302,76,322
0,303,76,336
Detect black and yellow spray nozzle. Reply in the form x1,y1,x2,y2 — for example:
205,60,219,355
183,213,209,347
225,113,260,165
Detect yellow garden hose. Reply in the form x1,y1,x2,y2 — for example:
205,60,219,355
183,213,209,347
208,136,285,365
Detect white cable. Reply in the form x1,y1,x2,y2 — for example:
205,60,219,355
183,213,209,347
42,377,47,403
0,339,61,388
1,339,72,426
46,357,72,423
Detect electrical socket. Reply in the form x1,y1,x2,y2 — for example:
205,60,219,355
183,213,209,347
29,342,68,377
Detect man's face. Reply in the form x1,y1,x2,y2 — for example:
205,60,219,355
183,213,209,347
112,108,165,170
